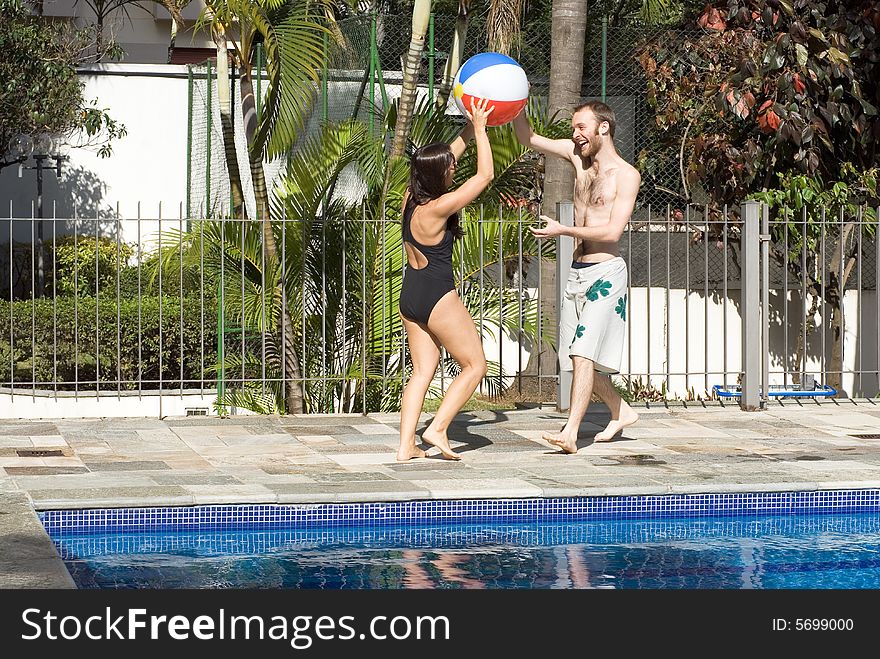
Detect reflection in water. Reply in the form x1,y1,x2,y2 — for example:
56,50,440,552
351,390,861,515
401,550,485,589
53,514,880,589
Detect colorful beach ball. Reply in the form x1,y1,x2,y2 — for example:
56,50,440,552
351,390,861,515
452,52,529,126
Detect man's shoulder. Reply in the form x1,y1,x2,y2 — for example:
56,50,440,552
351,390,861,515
616,158,640,179
614,159,641,192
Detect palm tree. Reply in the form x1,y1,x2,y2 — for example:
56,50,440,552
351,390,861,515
154,0,189,58
196,0,336,413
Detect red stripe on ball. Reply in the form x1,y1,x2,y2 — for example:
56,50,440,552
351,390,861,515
459,94,528,126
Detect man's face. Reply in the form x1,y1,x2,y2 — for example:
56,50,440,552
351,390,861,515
571,109,605,158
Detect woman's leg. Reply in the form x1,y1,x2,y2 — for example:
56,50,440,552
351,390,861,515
422,291,488,458
397,315,441,461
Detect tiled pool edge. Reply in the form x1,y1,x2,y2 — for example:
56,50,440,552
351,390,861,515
29,480,880,511
39,487,880,536
25,480,880,513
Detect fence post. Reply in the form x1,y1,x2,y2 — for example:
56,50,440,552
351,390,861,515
428,13,435,104
217,280,224,406
369,11,377,136
557,200,574,411
205,58,212,213
601,17,607,102
186,64,192,222
761,202,770,407
322,32,328,122
741,200,762,411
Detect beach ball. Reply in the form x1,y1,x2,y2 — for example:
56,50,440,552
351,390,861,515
453,52,529,126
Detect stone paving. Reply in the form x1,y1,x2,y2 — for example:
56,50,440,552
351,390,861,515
3,400,880,587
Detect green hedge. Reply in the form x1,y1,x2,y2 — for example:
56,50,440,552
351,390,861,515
0,295,219,389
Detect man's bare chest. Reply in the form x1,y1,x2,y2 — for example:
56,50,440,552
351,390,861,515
575,168,618,209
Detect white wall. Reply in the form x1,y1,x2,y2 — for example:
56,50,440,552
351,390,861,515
620,287,879,400
0,391,247,419
1,64,192,245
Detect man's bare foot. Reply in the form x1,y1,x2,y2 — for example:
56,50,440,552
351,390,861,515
594,405,639,442
421,428,461,460
396,445,426,462
542,430,578,454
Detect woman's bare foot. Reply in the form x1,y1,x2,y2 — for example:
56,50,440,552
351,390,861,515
396,445,427,462
542,430,579,454
421,427,461,460
594,404,639,442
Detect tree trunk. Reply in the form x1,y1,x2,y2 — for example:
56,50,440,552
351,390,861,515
487,0,525,55
239,70,259,146
240,63,306,414
250,154,306,414
828,304,843,395
826,223,857,397
167,19,178,63
390,0,432,159
790,290,820,386
522,0,588,384
161,2,186,63
213,29,246,218
545,0,589,221
435,1,471,110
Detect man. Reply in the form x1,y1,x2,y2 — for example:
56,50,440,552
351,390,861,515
513,101,640,453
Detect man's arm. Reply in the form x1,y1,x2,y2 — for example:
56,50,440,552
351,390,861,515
531,168,642,242
449,122,474,160
512,111,576,161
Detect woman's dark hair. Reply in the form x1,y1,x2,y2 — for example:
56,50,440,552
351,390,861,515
406,142,463,239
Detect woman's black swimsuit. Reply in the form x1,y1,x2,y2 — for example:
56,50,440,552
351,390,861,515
399,198,455,325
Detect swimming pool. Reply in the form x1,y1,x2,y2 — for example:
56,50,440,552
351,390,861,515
41,490,880,589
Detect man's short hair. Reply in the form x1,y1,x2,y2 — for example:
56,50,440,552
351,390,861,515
573,100,616,138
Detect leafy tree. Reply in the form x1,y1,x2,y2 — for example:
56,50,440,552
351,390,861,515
0,0,125,169
751,164,878,393
639,0,880,395
638,0,879,205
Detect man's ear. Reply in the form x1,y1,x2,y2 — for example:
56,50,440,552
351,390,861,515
599,121,610,136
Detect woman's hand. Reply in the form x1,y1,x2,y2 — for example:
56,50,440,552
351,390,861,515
465,97,494,132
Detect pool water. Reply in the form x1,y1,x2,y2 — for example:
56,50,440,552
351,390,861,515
51,512,880,589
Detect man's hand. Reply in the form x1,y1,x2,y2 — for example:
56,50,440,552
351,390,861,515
529,214,567,239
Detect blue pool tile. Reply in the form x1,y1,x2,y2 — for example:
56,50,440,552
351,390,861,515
38,488,880,536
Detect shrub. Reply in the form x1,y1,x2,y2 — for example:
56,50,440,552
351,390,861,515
0,295,219,390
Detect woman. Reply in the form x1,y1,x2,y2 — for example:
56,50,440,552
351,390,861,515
397,97,494,462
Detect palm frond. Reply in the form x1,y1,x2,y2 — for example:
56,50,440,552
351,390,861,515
249,0,336,159
455,207,547,282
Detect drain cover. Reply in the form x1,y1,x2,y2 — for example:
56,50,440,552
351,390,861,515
16,449,64,458
850,434,880,439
